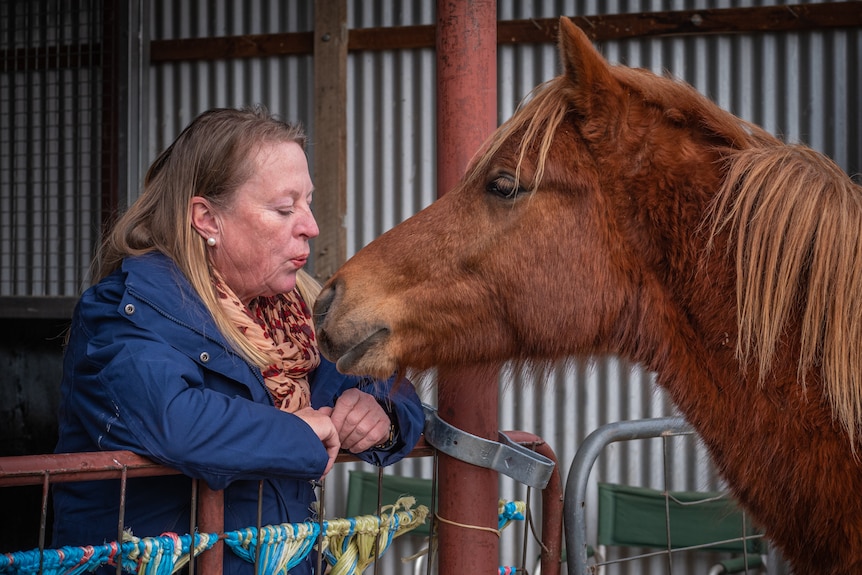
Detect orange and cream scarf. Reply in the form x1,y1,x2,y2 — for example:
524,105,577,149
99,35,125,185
212,271,320,412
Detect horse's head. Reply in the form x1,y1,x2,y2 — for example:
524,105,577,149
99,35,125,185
314,17,759,378
315,19,862,572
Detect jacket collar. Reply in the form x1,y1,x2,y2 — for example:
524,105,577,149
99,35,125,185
120,252,234,351
118,253,275,406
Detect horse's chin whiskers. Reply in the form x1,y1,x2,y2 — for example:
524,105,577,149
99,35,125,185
332,326,393,378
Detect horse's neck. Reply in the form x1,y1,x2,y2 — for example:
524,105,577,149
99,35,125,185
634,276,862,574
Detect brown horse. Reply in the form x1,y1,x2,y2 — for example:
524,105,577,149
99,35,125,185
314,17,862,574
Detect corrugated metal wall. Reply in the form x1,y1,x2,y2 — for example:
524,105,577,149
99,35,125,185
147,1,860,573
0,0,105,298
147,2,315,162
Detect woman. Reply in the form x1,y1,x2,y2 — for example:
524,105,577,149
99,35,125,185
52,106,424,574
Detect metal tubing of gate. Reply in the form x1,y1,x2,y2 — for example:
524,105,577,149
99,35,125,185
564,417,692,575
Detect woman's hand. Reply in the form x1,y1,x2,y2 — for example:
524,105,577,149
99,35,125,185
293,407,341,477
319,388,391,453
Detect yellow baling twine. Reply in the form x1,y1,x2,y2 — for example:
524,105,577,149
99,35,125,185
401,499,527,567
322,496,428,575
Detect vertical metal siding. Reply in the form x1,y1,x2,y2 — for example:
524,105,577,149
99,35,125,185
144,1,860,573
0,0,103,297
346,2,436,254
146,1,314,163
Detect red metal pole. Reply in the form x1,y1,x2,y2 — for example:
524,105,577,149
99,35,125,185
435,2,498,573
197,481,224,575
504,431,564,575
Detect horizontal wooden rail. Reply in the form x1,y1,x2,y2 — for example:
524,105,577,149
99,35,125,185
148,2,862,63
4,2,857,71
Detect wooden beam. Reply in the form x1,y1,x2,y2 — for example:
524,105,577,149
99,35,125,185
312,1,348,283
151,31,312,62
0,296,78,320
501,2,862,44
348,24,435,51
149,2,862,62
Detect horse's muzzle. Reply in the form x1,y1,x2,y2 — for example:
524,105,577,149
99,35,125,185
313,280,394,377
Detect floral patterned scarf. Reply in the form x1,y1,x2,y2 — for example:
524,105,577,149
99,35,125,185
212,271,320,412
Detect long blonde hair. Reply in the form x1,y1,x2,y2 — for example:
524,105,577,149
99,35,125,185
93,105,315,368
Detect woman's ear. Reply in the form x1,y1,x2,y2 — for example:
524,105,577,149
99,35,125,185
190,196,220,240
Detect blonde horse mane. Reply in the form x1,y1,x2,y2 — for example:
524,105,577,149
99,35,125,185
709,145,862,446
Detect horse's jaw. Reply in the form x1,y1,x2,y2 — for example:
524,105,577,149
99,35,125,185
314,282,398,378
321,322,394,377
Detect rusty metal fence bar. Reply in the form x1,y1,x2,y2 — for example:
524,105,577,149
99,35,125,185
0,434,562,575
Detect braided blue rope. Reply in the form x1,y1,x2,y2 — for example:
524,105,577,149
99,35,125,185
381,509,402,552
0,532,216,575
498,501,526,530
320,516,356,570
223,522,320,575
0,545,94,575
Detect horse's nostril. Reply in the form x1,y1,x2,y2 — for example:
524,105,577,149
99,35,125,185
312,282,337,322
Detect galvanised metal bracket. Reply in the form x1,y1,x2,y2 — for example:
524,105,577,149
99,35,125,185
422,404,555,490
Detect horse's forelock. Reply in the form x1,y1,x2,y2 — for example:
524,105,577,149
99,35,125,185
466,77,572,192
472,63,771,199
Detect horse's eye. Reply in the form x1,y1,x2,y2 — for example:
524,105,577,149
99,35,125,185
486,175,527,200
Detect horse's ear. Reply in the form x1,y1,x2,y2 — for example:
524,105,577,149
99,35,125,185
557,17,615,93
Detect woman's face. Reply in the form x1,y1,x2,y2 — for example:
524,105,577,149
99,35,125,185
209,140,318,303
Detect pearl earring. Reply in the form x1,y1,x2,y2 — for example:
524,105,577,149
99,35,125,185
206,237,216,247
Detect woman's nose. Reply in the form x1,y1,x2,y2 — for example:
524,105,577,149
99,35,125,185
299,208,320,239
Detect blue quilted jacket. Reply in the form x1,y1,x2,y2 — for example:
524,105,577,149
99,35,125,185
52,252,424,574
